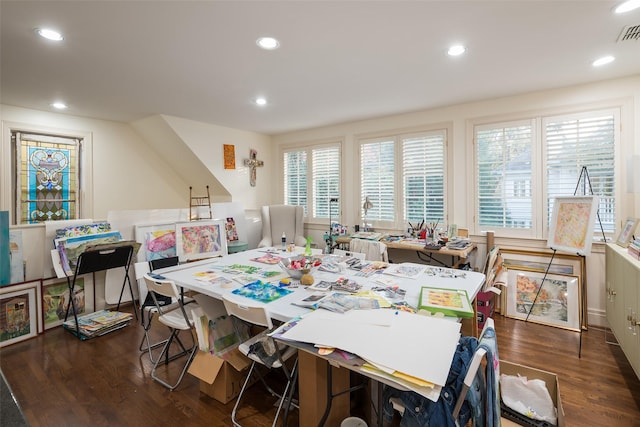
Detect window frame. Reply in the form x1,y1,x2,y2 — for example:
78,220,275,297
470,104,625,242
280,139,342,226
357,126,450,232
1,121,93,225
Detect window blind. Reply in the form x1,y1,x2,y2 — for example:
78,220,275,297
402,132,445,224
360,139,395,222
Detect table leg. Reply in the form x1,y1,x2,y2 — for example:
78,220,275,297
298,351,350,426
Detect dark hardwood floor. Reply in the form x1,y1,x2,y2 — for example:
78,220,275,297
1,307,639,427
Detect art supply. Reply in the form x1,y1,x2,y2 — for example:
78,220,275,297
281,232,286,250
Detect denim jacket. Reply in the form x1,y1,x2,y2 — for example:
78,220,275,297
383,327,500,427
382,336,479,427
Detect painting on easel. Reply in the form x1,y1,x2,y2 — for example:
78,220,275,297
547,196,599,256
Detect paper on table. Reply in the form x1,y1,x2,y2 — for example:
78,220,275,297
280,309,461,387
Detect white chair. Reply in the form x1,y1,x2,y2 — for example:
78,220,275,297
221,295,298,427
332,248,366,260
144,274,200,391
258,204,306,248
349,238,389,262
137,257,192,363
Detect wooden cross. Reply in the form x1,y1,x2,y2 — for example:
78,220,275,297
244,149,264,187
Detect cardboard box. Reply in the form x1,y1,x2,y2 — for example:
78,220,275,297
500,361,565,427
188,348,252,404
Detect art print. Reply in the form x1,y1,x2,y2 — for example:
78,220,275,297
547,196,599,256
175,220,227,261
500,248,586,328
615,217,639,248
42,276,95,330
506,269,581,331
231,280,292,303
1,281,41,346
135,222,177,261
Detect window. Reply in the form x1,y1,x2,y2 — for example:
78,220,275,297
474,108,619,239
12,131,83,224
359,129,447,230
283,143,340,221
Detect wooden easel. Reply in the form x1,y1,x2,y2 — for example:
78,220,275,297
189,185,212,220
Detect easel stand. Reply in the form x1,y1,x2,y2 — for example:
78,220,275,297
64,245,136,340
524,249,585,358
525,166,606,358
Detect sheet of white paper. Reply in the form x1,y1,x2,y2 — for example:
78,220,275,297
281,309,461,386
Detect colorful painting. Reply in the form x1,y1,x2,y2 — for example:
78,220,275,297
232,280,292,303
55,231,123,275
1,281,40,347
506,269,580,331
135,222,177,262
225,217,239,241
547,196,599,256
223,144,236,169
42,276,95,330
175,220,227,261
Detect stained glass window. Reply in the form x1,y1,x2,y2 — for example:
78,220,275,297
13,132,81,224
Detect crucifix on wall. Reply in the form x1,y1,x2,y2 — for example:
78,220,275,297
244,149,264,187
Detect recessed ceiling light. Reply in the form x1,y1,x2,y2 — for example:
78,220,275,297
50,102,68,110
256,37,280,50
255,97,267,106
35,28,63,41
615,0,640,13
592,56,615,67
447,45,466,56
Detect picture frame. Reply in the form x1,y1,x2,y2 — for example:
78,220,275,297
134,222,177,262
615,217,639,248
505,269,581,331
547,195,599,256
500,248,586,328
175,220,227,262
41,275,95,330
223,144,236,169
1,280,41,347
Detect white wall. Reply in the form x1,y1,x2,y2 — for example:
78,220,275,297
271,75,640,327
162,115,274,210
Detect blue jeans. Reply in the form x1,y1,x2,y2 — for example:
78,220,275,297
382,336,478,427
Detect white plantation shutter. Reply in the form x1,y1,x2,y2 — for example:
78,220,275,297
476,121,533,230
361,138,395,223
402,131,445,224
312,146,340,219
544,111,616,233
283,150,307,215
474,108,619,239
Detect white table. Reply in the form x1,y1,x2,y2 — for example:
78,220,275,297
158,247,485,321
157,247,486,426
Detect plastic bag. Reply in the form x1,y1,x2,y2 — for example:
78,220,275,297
500,373,557,425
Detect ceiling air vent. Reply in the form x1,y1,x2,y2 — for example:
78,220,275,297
617,24,640,42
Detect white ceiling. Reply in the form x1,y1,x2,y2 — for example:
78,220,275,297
1,1,639,136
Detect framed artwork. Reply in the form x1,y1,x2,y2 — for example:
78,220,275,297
175,220,227,262
547,196,599,256
500,249,586,328
41,275,95,330
1,280,41,347
135,222,177,262
615,217,639,248
225,217,239,241
223,144,236,169
506,269,581,331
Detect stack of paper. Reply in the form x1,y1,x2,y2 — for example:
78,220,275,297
63,309,132,338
